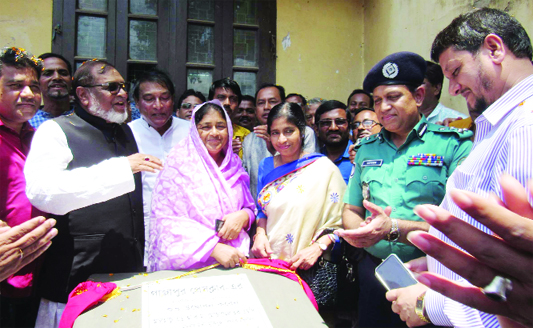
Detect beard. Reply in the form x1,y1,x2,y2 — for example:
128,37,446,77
47,88,70,99
468,97,489,121
467,67,493,120
86,93,128,124
323,133,349,147
46,81,70,99
467,59,492,121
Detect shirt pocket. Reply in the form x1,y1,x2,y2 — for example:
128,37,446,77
405,165,446,205
361,166,385,204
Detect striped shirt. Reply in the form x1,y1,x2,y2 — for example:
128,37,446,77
426,74,533,328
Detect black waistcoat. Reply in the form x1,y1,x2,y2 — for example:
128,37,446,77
37,107,144,303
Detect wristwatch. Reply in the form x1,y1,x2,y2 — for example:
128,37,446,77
415,292,431,324
386,218,400,242
315,242,328,251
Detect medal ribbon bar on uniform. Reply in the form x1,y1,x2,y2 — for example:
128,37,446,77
408,153,444,166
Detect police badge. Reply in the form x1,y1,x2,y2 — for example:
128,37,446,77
362,181,370,201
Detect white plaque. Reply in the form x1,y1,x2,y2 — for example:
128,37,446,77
142,274,273,328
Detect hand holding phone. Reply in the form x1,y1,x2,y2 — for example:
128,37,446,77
215,219,224,233
375,254,418,291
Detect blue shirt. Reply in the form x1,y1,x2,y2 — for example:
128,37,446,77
321,140,353,184
29,105,74,129
130,101,141,121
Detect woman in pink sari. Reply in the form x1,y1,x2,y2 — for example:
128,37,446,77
148,100,255,270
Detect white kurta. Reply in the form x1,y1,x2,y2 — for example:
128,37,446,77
129,116,190,263
24,120,135,215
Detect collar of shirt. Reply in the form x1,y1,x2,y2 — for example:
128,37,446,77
0,119,35,155
36,108,54,120
380,115,427,148
426,103,444,121
320,139,353,163
477,73,533,127
139,115,177,135
0,117,34,137
38,104,75,117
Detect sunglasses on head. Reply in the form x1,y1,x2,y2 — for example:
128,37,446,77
83,82,128,94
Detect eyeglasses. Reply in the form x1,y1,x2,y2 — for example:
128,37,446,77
181,103,194,109
318,118,348,128
353,119,380,129
83,82,127,94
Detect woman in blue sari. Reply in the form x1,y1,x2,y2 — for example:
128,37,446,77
251,102,345,271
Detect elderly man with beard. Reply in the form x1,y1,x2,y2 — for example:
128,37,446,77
28,53,74,129
315,100,353,184
24,60,162,328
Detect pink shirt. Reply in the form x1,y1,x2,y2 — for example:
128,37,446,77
0,119,43,297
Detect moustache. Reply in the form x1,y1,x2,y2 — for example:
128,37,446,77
48,81,68,88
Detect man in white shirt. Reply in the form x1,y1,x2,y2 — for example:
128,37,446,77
25,60,162,328
128,69,189,263
419,61,468,124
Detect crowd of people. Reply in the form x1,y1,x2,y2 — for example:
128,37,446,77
0,7,532,328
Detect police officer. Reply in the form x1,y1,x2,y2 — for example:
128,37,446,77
337,52,473,327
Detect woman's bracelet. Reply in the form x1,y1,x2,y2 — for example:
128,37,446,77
253,232,267,242
327,233,338,244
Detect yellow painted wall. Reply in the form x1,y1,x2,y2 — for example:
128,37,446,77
363,0,533,114
276,0,365,103
2,0,533,115
0,0,53,57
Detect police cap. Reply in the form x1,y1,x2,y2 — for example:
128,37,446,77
363,51,427,93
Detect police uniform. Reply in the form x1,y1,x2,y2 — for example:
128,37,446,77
343,51,473,328
344,116,472,262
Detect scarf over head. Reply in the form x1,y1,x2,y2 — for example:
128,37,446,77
148,100,256,271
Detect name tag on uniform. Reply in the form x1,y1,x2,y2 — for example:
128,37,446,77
362,159,383,167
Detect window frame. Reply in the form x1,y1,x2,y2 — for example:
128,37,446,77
52,0,276,98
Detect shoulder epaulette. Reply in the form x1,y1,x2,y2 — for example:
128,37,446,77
427,123,473,139
354,133,380,150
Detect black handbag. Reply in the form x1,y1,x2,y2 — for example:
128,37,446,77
298,256,338,308
297,228,340,308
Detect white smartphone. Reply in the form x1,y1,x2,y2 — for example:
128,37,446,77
375,254,418,291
